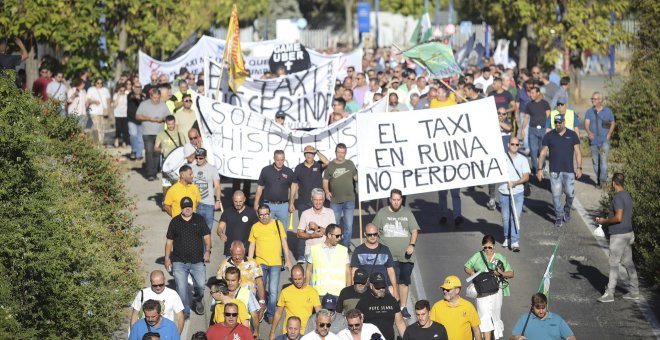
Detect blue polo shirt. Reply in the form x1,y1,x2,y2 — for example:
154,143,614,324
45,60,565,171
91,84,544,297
542,129,580,173
512,312,574,340
584,106,615,145
129,317,180,340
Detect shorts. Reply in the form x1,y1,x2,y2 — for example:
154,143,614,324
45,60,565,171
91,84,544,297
393,261,414,285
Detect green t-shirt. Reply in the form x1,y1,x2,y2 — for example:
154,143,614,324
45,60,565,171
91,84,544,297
372,207,420,263
323,160,357,203
464,251,513,296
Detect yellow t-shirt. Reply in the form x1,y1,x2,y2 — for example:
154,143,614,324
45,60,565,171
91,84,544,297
212,298,250,324
248,220,286,266
277,285,321,334
164,182,202,217
430,298,480,340
430,93,457,108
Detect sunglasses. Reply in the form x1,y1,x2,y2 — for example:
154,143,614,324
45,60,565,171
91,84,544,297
151,283,165,288
366,233,378,237
332,234,343,239
554,121,563,124
510,143,520,146
189,136,199,140
196,156,205,160
348,323,361,328
224,312,239,317
183,99,192,103
483,246,494,250
442,288,452,292
319,323,331,328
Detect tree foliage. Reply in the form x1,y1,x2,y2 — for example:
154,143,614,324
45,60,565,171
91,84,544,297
0,73,142,338
605,0,660,287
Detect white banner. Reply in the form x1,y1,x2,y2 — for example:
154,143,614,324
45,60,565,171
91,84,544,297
194,93,387,180
139,35,362,86
356,97,509,201
204,57,338,129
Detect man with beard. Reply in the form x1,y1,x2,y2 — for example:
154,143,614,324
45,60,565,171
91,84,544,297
207,303,254,340
269,265,321,339
430,275,481,340
306,224,351,297
336,308,384,340
129,299,180,340
402,300,448,340
355,272,407,340
301,309,341,340
336,269,369,314
372,189,419,319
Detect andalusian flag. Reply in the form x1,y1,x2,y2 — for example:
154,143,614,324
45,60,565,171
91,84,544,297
410,11,432,45
538,240,560,296
402,42,463,79
224,4,248,92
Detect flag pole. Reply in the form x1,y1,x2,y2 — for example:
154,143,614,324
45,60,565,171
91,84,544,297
358,201,363,244
437,78,467,102
214,50,228,101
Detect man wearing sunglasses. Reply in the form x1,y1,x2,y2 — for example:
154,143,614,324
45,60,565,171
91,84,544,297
337,308,384,340
175,93,198,140
129,270,184,335
301,309,341,340
355,272,407,340
350,223,399,302
430,275,481,340
207,303,253,340
190,148,222,231
306,224,351,298
304,294,347,335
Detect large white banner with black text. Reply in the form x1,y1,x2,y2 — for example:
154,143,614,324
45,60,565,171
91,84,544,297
356,97,509,201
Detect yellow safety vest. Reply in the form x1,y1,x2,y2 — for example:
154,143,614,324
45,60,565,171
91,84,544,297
310,244,348,296
550,109,576,130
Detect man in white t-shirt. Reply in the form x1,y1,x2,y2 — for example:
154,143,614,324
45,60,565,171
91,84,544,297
86,77,111,144
337,308,384,340
130,270,185,334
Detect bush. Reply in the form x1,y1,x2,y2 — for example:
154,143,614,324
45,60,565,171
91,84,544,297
0,73,142,338
605,0,660,287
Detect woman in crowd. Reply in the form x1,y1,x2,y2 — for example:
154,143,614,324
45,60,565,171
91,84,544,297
112,81,130,148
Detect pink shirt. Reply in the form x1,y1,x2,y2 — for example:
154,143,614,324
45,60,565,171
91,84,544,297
298,207,336,255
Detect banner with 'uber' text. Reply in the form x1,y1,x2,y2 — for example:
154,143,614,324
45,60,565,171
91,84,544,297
194,93,386,180
356,97,509,201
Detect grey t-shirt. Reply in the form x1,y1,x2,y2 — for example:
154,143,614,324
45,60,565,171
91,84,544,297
372,206,420,263
609,190,633,235
190,162,220,205
136,100,170,135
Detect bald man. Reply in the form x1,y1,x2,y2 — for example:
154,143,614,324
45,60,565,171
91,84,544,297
218,190,259,256
130,270,185,334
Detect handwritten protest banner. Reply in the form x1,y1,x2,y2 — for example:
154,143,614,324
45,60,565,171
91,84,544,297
204,57,338,129
193,93,386,180
356,97,508,201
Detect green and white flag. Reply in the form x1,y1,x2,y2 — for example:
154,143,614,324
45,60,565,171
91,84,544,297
402,42,463,79
538,240,560,296
410,12,432,45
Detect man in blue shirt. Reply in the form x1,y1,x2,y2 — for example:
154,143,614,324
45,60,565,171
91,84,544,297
511,293,575,340
584,91,616,186
129,299,181,340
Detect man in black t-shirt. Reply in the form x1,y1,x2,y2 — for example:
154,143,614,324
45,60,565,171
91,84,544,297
355,272,406,340
522,86,551,173
350,223,398,298
164,197,212,318
218,190,258,256
402,300,448,340
337,268,369,314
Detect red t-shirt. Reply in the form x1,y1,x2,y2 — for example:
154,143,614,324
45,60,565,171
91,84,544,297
206,323,253,340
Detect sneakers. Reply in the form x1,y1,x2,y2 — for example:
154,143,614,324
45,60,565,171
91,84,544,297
554,219,563,228
194,300,205,315
511,242,520,252
597,292,615,303
563,212,571,223
623,292,640,300
502,239,509,248
454,216,464,227
296,257,306,264
487,199,496,210
401,307,412,319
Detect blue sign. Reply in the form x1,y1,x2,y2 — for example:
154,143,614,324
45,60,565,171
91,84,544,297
357,2,371,33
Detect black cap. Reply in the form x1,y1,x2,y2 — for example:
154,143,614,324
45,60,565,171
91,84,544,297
180,197,193,209
353,268,368,284
369,272,386,289
554,114,565,122
195,148,207,157
275,112,286,119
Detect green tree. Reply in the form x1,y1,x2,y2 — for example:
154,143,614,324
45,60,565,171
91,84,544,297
606,0,660,287
0,73,142,338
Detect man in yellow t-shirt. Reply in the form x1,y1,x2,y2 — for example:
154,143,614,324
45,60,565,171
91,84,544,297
269,265,321,339
248,204,294,322
430,275,482,340
209,278,251,327
430,87,457,108
163,165,201,217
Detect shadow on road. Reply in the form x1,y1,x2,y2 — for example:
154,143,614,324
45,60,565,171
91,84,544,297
568,259,609,293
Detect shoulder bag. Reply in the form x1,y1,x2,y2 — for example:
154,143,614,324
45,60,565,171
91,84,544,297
274,220,287,271
506,151,531,197
472,251,500,298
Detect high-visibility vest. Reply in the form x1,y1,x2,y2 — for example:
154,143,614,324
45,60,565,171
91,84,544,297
550,109,576,130
310,243,348,296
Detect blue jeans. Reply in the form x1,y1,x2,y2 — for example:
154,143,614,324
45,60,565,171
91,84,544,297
590,141,610,183
550,172,575,221
128,121,143,158
438,188,461,217
528,127,545,173
260,264,282,318
172,262,206,317
196,203,215,231
500,191,523,244
266,202,298,258
330,200,355,248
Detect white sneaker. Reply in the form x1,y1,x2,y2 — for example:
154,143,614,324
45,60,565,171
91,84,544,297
511,242,520,252
598,292,615,303
502,240,509,248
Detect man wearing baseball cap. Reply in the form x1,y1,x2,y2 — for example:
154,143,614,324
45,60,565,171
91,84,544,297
337,268,369,314
430,275,482,340
355,272,406,340
305,294,347,335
